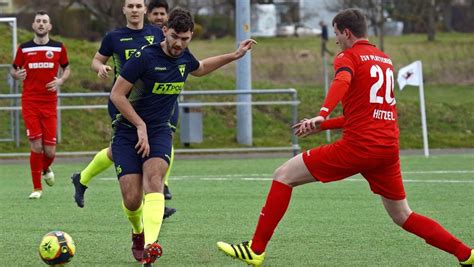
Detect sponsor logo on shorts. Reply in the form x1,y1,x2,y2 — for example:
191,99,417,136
116,165,122,175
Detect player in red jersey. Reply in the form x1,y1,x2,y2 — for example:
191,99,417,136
217,9,473,266
10,11,70,199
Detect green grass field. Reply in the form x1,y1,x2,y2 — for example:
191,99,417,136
0,153,473,266
1,27,473,153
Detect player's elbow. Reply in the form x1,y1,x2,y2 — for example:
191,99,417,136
109,90,122,106
191,69,204,77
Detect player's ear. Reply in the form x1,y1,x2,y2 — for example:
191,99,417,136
162,26,168,35
343,28,351,38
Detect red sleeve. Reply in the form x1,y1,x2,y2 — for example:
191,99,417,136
59,43,69,68
320,116,345,130
318,52,354,118
12,46,24,69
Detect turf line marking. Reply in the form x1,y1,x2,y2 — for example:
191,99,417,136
99,169,473,182
404,170,474,174
98,169,474,181
100,177,474,183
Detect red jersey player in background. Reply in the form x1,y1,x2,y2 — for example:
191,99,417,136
217,8,473,266
10,10,70,199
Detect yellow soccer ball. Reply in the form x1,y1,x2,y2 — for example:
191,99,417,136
38,231,75,265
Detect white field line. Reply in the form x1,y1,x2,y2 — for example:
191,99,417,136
99,170,474,183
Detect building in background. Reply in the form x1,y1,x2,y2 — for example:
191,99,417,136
299,0,337,37
0,0,14,14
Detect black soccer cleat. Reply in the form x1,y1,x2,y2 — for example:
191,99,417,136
163,206,176,219
71,172,88,208
164,185,172,200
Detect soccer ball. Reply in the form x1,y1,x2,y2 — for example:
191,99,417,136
38,231,75,265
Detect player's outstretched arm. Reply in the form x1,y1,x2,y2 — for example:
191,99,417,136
91,52,112,80
191,39,257,77
110,76,150,158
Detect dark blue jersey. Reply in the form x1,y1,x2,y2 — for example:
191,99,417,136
98,24,164,120
98,24,164,81
115,43,200,129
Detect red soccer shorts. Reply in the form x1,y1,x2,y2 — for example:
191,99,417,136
22,101,57,145
302,140,406,200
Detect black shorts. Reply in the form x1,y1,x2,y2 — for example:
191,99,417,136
111,126,172,178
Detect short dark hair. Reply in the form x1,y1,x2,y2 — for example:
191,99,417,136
35,10,48,16
147,0,169,13
332,9,367,38
167,7,194,33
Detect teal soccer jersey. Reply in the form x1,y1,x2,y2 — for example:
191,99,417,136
115,43,200,129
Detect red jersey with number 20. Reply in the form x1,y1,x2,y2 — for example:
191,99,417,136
334,41,399,157
13,39,69,102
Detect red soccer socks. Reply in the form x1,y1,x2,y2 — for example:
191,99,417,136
251,180,293,255
402,212,472,261
30,151,43,190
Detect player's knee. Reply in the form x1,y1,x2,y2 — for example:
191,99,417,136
106,147,113,161
389,210,411,226
273,165,293,186
30,142,43,153
44,150,55,158
123,194,142,211
144,174,164,193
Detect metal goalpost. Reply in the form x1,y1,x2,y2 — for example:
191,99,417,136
0,17,19,146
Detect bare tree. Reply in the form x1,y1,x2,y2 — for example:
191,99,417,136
75,0,125,30
392,0,455,41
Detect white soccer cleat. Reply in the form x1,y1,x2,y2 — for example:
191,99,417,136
42,167,55,186
29,191,42,199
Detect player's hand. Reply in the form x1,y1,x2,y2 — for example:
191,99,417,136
135,124,150,158
15,67,27,80
97,65,112,80
235,39,257,59
45,77,63,92
292,116,325,137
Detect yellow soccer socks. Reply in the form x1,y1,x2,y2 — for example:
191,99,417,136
122,201,144,234
143,193,165,245
80,147,113,186
163,146,174,187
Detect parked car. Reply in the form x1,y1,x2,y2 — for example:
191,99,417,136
296,25,322,37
